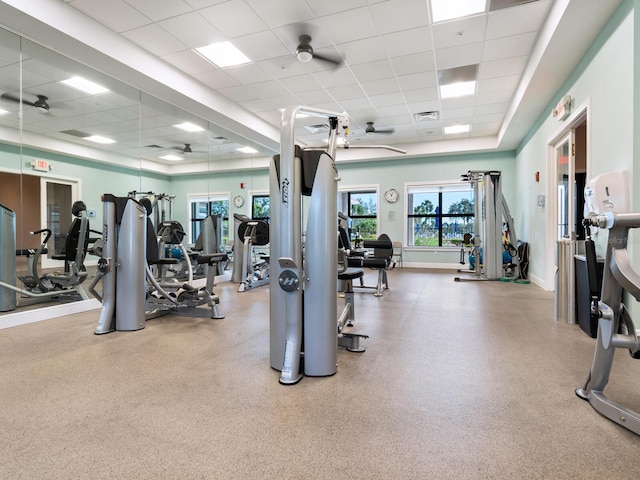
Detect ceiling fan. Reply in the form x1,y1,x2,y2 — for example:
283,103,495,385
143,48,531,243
365,122,395,135
1,93,50,113
295,33,343,66
145,143,199,154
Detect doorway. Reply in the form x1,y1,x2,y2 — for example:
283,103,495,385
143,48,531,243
40,178,78,268
548,110,588,322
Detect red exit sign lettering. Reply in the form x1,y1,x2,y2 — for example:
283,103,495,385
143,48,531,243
32,159,50,171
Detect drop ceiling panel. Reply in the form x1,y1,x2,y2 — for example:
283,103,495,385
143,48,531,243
122,24,189,56
69,0,151,33
199,0,267,39
157,12,224,49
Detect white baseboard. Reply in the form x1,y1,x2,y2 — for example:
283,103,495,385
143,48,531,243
0,299,101,330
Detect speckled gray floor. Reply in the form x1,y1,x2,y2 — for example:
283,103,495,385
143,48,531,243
1,268,639,479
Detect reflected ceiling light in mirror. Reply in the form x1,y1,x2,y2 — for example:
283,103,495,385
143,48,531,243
60,76,109,94
444,124,471,134
236,146,258,154
174,122,204,132
159,154,182,161
0,108,9,115
430,0,486,22
195,41,251,68
85,135,116,144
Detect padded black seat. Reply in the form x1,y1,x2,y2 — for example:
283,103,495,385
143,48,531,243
338,267,364,281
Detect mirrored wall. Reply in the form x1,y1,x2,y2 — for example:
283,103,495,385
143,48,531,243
0,26,268,320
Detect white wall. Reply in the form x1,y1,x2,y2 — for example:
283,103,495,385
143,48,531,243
515,2,634,289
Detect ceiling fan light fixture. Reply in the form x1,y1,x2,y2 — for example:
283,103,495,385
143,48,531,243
296,47,313,63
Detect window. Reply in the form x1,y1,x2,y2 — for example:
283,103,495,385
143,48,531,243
189,195,229,244
338,189,378,241
251,194,270,220
407,183,474,247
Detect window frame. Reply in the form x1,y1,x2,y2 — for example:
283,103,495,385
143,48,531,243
250,191,270,220
337,185,379,241
405,181,475,248
187,192,230,245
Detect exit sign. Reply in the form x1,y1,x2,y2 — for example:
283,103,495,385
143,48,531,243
31,159,51,172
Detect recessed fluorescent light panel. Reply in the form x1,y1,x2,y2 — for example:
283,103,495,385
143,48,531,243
0,108,9,115
174,122,204,132
444,124,471,134
195,41,251,68
60,76,109,94
85,135,116,144
236,146,258,154
159,154,182,161
430,0,486,22
438,65,478,99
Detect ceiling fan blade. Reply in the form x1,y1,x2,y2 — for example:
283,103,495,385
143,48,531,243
1,92,35,107
375,128,395,134
312,52,343,66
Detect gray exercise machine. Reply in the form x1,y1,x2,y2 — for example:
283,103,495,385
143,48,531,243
455,170,520,281
0,201,92,311
237,219,269,292
575,171,640,435
91,194,226,335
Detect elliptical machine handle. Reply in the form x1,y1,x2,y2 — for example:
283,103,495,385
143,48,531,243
31,228,52,244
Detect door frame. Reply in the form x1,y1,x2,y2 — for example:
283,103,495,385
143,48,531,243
39,175,80,268
545,99,590,291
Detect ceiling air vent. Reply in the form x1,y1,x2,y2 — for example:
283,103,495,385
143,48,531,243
304,124,330,134
414,111,439,122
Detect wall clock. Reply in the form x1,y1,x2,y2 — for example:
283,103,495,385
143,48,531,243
234,195,245,207
384,188,399,203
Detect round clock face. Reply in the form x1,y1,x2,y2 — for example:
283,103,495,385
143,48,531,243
234,195,244,207
384,188,399,203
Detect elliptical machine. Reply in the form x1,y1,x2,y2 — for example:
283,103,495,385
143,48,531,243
575,170,640,435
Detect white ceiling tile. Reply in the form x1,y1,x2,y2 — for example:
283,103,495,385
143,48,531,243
239,98,273,113
199,0,267,38
434,42,483,70
122,24,189,56
223,64,273,85
245,80,291,98
305,0,367,17
478,56,527,79
474,89,514,106
339,97,374,112
257,57,306,78
482,32,538,62
277,74,323,94
441,107,474,120
233,31,291,62
338,37,388,66
312,67,358,88
403,87,439,103
474,102,509,116
124,0,192,22
391,52,436,76
369,0,429,35
157,12,225,49
486,0,552,40
161,50,218,75
184,0,227,8
245,0,315,29
368,92,405,108
432,15,487,50
361,78,400,97
319,7,378,44
295,89,335,105
69,0,151,32
397,72,438,91
382,27,433,57
375,104,411,118
350,60,395,83
477,74,520,94
327,83,364,101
